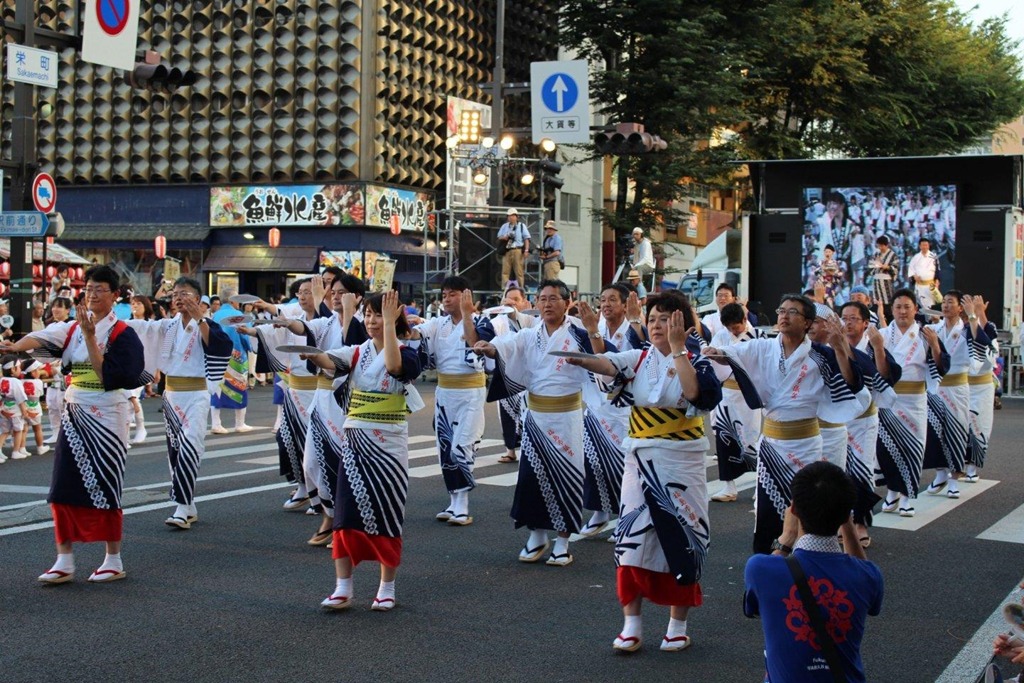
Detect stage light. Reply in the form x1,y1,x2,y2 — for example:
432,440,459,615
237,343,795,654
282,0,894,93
540,138,556,153
499,135,515,150
520,171,535,185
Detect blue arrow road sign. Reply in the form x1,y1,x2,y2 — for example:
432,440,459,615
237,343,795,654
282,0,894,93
0,212,49,237
541,73,579,113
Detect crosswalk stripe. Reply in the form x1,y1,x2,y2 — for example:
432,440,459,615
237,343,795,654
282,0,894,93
407,441,506,478
976,500,1024,545
871,479,1000,531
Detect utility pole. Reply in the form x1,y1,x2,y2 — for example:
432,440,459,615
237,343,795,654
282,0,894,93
488,0,506,209
2,0,81,335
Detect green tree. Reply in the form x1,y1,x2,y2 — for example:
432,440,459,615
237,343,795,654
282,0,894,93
737,0,1024,158
559,0,746,239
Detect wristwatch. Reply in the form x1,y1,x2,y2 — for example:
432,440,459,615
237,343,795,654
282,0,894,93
627,318,642,325
770,539,793,554
588,332,602,339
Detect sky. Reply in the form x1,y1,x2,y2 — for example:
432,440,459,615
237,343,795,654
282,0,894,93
955,0,1024,54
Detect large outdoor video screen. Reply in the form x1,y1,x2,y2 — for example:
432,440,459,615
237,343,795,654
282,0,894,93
801,185,957,305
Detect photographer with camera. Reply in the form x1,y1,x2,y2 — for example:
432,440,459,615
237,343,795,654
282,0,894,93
630,227,655,284
541,220,564,280
498,208,531,287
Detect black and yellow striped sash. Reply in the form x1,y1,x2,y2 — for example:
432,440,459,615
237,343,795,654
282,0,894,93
628,406,704,441
349,390,407,424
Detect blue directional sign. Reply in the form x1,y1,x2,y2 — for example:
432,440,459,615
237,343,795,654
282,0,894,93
541,73,579,114
530,60,590,144
0,212,49,237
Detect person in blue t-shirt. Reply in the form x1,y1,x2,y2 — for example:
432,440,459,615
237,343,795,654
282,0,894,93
744,461,884,683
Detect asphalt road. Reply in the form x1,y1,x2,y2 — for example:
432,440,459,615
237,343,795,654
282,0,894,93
1,383,1022,682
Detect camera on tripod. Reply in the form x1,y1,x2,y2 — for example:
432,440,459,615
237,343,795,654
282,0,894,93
617,234,634,256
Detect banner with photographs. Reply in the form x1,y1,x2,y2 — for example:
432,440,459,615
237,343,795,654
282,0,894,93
365,185,433,233
318,250,393,285
802,185,957,306
210,185,366,226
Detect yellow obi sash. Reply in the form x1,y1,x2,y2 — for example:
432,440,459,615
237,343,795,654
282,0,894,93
722,378,740,391
939,372,968,387
916,279,935,286
348,390,407,424
762,417,820,440
165,376,207,392
893,380,926,395
628,407,705,441
817,419,844,429
287,375,319,390
526,391,582,413
437,372,486,389
69,363,103,391
317,375,335,390
968,374,994,386
857,402,878,419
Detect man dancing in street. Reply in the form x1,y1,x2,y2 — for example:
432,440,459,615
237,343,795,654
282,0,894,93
410,275,494,526
128,277,232,530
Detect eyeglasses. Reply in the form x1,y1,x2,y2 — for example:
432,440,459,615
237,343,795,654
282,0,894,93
840,316,865,323
83,287,112,295
536,296,564,304
775,307,805,318
170,290,197,299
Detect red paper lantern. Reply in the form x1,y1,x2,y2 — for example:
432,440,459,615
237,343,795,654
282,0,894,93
269,227,281,248
389,214,401,236
0,282,5,295
46,236,55,245
32,264,41,278
76,267,84,280
46,265,56,279
0,262,9,277
154,234,167,259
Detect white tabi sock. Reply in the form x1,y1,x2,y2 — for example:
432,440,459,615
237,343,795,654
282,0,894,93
50,553,75,574
620,615,642,639
172,504,190,520
294,483,308,499
665,618,688,639
723,479,738,496
210,408,222,429
946,477,959,494
98,552,123,573
966,464,978,477
933,469,949,486
898,494,911,508
273,406,282,431
334,577,353,599
376,580,396,602
452,490,469,516
586,511,610,528
186,503,198,517
528,528,548,549
234,408,247,428
552,536,570,556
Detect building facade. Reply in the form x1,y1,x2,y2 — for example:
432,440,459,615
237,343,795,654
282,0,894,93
0,0,558,297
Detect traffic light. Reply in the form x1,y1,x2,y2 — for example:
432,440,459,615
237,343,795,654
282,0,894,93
127,51,197,91
594,123,667,155
539,159,563,189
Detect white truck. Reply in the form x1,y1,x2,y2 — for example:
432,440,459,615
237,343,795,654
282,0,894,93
673,216,749,315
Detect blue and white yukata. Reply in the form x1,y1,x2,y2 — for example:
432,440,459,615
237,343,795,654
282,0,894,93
876,322,948,507
487,317,593,535
324,339,422,567
603,337,721,605
416,314,493,516
718,337,866,554
129,315,232,509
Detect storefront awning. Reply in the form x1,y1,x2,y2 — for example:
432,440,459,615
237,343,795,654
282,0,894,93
203,245,319,272
0,239,91,265
58,224,211,242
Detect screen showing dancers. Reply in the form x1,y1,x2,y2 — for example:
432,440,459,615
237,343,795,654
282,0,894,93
801,185,957,306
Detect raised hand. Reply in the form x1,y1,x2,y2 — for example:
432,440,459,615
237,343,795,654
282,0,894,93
460,289,476,319
865,324,884,350
310,274,325,304
381,290,401,326
961,294,975,317
577,300,600,332
625,291,643,322
341,292,357,315
921,325,938,346
76,303,95,336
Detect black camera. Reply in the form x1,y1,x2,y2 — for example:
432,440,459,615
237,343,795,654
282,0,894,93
617,234,634,255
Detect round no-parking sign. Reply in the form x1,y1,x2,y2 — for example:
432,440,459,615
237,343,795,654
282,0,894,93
97,0,131,36
32,173,57,214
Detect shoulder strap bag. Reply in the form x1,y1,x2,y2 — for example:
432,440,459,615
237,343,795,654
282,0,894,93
784,553,848,683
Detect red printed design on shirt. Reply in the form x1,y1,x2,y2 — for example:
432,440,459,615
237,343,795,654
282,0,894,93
782,576,855,650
